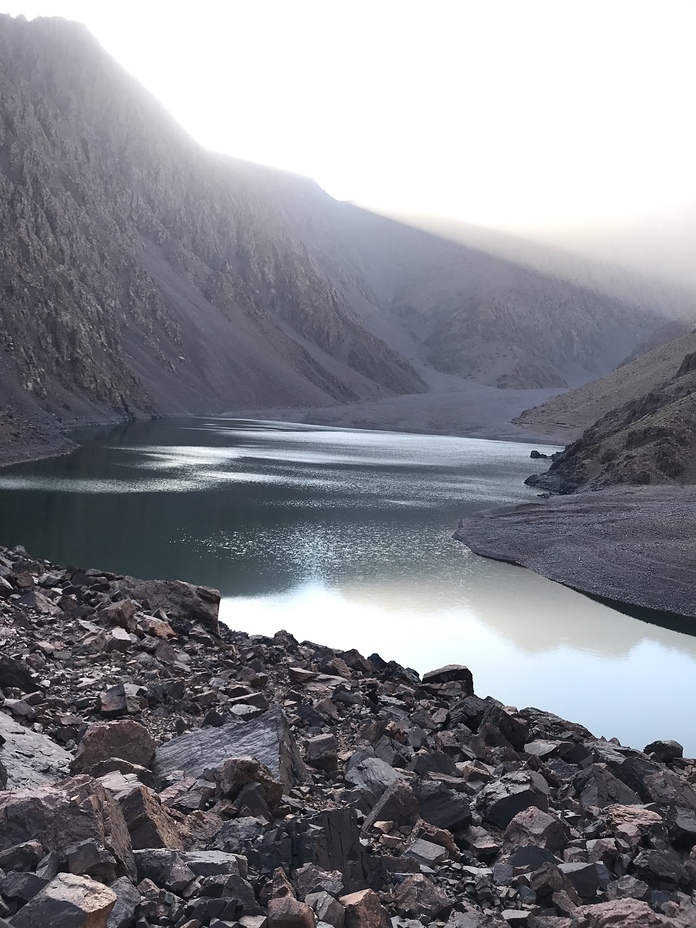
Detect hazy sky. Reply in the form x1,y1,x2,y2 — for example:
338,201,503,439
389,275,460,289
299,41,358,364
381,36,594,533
1,1,695,229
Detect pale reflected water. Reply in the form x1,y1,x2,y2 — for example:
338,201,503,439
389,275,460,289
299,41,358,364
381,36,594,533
0,417,693,754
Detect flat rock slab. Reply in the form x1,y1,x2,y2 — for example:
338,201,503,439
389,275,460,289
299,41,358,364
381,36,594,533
454,486,696,621
0,711,72,787
153,707,307,787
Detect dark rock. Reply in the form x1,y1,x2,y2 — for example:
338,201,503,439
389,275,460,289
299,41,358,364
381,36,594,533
117,785,184,850
65,838,118,882
605,875,651,902
412,777,473,831
106,876,141,928
574,764,642,809
422,665,474,693
115,576,220,632
344,753,401,807
362,779,420,833
294,863,344,899
643,739,684,764
305,890,345,928
0,711,72,787
153,707,308,788
557,862,601,900
306,734,338,771
0,655,39,693
631,847,691,890
133,849,195,893
215,756,284,809
478,771,549,828
392,873,452,918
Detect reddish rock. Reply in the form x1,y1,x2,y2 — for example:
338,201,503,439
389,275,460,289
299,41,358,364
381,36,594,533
71,721,156,773
570,898,672,926
503,807,569,854
10,872,116,928
339,889,391,928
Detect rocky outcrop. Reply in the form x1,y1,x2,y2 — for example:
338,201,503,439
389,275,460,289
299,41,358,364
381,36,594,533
2,544,696,925
524,347,696,493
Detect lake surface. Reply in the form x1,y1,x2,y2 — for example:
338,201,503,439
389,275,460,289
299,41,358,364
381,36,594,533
0,417,694,755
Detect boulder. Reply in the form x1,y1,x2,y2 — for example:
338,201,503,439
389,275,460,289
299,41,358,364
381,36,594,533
9,872,116,928
362,779,419,833
153,707,307,788
215,756,284,808
643,739,684,764
0,711,72,787
503,807,569,854
117,785,184,850
0,654,40,693
574,765,641,809
71,720,156,773
114,576,220,632
412,777,472,831
339,889,391,928
0,776,135,880
344,753,401,807
422,665,474,693
569,898,671,927
478,771,549,828
105,876,141,928
392,873,452,918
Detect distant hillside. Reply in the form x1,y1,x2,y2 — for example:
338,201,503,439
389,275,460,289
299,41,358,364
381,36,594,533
525,345,696,493
0,13,683,459
515,330,696,443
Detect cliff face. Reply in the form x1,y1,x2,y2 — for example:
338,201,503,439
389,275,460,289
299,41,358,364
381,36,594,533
526,346,696,493
0,13,680,458
0,14,425,432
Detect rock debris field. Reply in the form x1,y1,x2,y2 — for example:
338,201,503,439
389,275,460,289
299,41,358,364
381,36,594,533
1,545,696,927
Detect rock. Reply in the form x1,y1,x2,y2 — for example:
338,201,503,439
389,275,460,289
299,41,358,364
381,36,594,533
117,784,184,850
412,777,473,831
478,771,549,828
306,734,338,770
215,756,284,809
0,711,72,787
115,576,220,633
0,840,44,872
643,739,684,764
9,872,116,928
478,702,529,751
569,898,671,926
605,875,651,902
71,720,156,773
344,752,402,807
0,776,135,880
305,891,345,928
294,863,344,899
0,654,40,693
362,780,420,833
503,807,569,854
574,765,642,809
392,874,452,919
339,889,391,928
105,876,141,928
631,847,691,890
65,838,118,882
97,683,130,717
422,665,474,693
268,868,316,928
153,707,308,788
557,863,601,901
403,837,449,866
98,599,138,632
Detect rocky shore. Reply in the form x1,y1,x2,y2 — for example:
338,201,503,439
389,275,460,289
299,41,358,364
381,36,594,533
2,546,696,926
453,486,696,624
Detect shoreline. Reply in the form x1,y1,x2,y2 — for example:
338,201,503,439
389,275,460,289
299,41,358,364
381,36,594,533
1,543,696,925
454,485,696,625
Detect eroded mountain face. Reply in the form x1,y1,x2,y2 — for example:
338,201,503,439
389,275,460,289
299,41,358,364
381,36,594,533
526,347,696,493
0,14,678,456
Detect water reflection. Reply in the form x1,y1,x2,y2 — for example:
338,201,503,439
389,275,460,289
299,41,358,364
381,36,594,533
0,417,693,754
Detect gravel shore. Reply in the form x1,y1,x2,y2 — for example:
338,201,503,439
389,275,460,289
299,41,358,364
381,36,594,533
454,485,696,624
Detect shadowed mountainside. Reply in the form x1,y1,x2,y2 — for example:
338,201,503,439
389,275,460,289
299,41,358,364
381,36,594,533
0,13,683,461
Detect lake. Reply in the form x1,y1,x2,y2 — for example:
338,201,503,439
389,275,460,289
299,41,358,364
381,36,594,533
0,417,693,755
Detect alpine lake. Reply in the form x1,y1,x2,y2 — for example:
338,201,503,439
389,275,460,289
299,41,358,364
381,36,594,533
0,417,693,754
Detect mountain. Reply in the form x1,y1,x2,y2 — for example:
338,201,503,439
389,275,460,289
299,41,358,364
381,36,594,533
515,329,696,443
0,14,682,460
525,339,696,493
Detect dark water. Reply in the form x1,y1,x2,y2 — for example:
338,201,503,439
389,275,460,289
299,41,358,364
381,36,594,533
0,417,694,754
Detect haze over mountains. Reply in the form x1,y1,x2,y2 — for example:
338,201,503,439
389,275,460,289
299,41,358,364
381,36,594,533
0,13,692,460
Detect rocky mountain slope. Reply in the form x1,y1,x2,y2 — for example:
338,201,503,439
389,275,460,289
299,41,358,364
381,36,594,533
524,345,696,494
515,330,696,444
2,543,696,926
0,13,680,460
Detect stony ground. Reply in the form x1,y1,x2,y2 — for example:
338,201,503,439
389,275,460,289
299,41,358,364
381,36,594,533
2,544,696,927
454,485,696,621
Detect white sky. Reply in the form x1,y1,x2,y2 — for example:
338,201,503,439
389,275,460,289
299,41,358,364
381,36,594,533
1,1,696,229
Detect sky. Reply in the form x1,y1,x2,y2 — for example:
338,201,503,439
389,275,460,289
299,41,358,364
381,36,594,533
1,1,695,232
